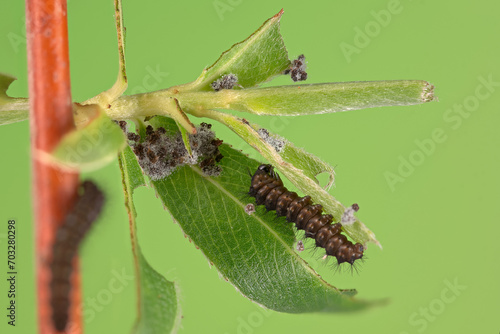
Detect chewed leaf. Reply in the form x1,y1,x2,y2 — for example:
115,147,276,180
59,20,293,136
203,111,380,248
151,142,374,312
280,142,335,189
51,106,126,171
119,146,181,334
0,73,29,125
252,123,335,189
181,9,290,92
0,72,15,97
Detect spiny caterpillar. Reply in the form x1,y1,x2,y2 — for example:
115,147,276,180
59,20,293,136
50,181,104,331
249,164,364,267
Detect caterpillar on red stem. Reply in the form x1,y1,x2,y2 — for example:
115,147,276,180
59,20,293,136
50,181,104,331
249,164,364,267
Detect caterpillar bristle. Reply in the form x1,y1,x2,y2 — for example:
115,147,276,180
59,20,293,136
248,164,364,271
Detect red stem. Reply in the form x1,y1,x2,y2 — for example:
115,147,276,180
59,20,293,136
25,1,81,333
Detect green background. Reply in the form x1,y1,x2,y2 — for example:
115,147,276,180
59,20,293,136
1,0,499,333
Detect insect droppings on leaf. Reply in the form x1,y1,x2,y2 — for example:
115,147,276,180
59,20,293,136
284,54,308,82
211,73,239,91
122,122,224,180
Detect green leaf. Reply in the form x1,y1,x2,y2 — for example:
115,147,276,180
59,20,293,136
178,9,290,92
0,73,15,98
51,107,126,171
280,141,335,189
228,80,435,115
198,110,380,247
146,117,375,312
132,252,181,334
0,73,29,125
178,80,435,117
119,146,181,334
248,121,335,189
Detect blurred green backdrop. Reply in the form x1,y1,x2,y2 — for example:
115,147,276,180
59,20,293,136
1,0,499,333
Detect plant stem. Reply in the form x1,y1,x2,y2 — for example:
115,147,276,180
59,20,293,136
105,80,434,120
25,0,81,333
83,0,128,108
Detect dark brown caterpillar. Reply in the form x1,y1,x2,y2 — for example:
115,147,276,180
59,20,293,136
50,181,104,331
249,164,364,266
